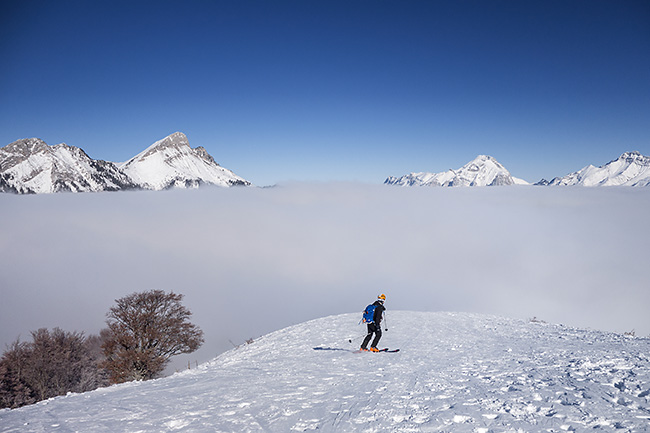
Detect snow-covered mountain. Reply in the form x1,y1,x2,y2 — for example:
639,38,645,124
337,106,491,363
385,155,529,187
118,132,251,190
2,312,648,432
546,151,650,187
0,133,251,193
0,138,136,194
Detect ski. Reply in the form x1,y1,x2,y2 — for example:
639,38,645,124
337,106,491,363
313,347,354,352
353,348,400,353
313,347,400,353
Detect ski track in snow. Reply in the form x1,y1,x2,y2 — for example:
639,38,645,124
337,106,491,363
1,312,649,432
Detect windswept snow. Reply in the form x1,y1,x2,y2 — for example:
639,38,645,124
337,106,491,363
2,312,649,432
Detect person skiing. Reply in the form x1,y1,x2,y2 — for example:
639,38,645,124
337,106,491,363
360,294,386,352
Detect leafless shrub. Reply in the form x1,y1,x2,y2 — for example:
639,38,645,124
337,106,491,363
0,328,109,409
0,340,35,409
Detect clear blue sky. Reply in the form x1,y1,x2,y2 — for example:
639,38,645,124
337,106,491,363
1,0,648,185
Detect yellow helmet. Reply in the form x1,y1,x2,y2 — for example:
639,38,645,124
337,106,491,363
378,294,386,301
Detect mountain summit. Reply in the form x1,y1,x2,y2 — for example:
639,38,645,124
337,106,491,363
119,132,251,190
385,155,528,187
1,312,648,431
0,138,135,194
546,151,650,187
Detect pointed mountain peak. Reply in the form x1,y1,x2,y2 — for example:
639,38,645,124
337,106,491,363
1,138,51,171
119,132,250,190
159,131,188,146
137,132,189,158
462,155,506,172
3,138,49,156
616,151,648,164
471,154,496,162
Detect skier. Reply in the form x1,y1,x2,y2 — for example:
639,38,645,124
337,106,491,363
360,294,386,352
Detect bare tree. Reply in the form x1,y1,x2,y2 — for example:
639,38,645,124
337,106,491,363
27,328,86,401
0,340,35,409
0,328,109,409
101,290,204,383
76,330,111,391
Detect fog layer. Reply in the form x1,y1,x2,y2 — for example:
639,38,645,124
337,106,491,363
1,184,648,370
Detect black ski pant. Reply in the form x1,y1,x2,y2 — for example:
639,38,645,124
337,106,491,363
361,323,382,349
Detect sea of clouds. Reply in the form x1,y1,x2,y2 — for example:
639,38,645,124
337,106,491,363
1,183,648,372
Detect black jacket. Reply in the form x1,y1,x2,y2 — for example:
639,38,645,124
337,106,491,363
372,301,386,325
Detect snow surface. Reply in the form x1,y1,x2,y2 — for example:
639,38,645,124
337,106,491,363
2,312,649,432
385,155,529,187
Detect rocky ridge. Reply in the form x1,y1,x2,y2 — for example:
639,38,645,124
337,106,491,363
0,133,250,193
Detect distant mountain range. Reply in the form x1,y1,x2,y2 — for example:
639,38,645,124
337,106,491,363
385,155,528,187
1,134,648,194
0,132,250,194
386,152,650,188
538,151,650,187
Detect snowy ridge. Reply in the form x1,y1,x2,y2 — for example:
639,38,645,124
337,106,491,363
0,138,135,193
0,133,251,193
547,151,650,187
385,155,529,187
1,312,648,432
118,132,251,190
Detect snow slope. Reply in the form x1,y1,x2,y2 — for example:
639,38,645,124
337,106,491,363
1,312,648,432
547,151,650,187
385,155,529,187
118,132,251,190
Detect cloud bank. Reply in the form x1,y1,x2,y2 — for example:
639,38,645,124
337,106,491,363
1,184,648,371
